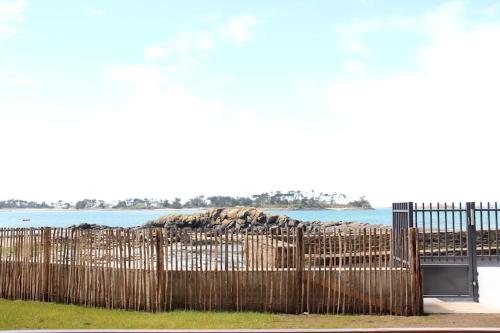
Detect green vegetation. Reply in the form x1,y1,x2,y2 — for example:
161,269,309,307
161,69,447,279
0,199,51,209
1,299,500,329
2,191,372,210
182,192,372,209
75,199,106,209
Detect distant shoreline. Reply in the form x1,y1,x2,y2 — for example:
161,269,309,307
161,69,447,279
0,208,207,212
0,206,375,212
262,207,374,211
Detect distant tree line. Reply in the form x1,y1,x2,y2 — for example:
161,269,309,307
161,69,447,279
0,191,372,210
0,199,51,209
180,192,371,209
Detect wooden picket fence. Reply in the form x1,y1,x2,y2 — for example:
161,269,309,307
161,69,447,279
0,227,423,315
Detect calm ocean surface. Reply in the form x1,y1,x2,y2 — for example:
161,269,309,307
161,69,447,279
0,208,391,228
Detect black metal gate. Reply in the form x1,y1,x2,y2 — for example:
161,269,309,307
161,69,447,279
391,202,496,301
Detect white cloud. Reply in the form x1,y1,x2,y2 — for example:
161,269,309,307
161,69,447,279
0,56,323,202
109,64,166,87
325,2,500,205
420,1,465,38
334,2,466,55
144,14,256,72
0,0,25,21
0,23,18,36
214,73,234,84
144,44,170,60
342,60,365,73
343,40,369,54
0,68,283,201
295,80,321,98
85,8,103,16
144,30,215,61
0,68,34,86
195,31,215,50
335,18,380,54
0,0,26,38
201,12,221,23
219,14,257,46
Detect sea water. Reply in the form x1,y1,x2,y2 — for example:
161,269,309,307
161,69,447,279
0,208,391,228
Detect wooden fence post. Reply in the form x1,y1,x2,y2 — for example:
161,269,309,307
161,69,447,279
42,227,51,301
155,229,165,311
296,226,304,313
408,228,423,315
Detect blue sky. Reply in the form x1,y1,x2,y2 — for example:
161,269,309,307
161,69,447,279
1,0,500,206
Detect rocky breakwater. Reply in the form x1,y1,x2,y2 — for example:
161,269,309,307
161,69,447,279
69,223,113,230
143,207,299,231
143,207,388,233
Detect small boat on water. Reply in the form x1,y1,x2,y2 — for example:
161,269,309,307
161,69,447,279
22,218,31,222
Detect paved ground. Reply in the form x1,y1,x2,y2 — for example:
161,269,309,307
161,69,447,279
425,298,500,314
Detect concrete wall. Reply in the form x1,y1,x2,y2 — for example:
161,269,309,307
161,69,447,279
478,266,500,307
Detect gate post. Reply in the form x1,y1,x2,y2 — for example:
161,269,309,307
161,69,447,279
408,202,414,228
466,202,479,302
406,202,414,260
392,202,414,262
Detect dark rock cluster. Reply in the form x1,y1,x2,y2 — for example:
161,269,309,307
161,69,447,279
143,207,389,233
143,207,299,231
69,223,113,230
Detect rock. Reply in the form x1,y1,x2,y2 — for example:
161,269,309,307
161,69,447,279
276,215,290,227
236,209,249,219
69,223,110,230
225,208,241,220
255,211,267,223
297,221,310,229
142,207,390,233
236,218,246,226
267,215,279,224
223,220,235,230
